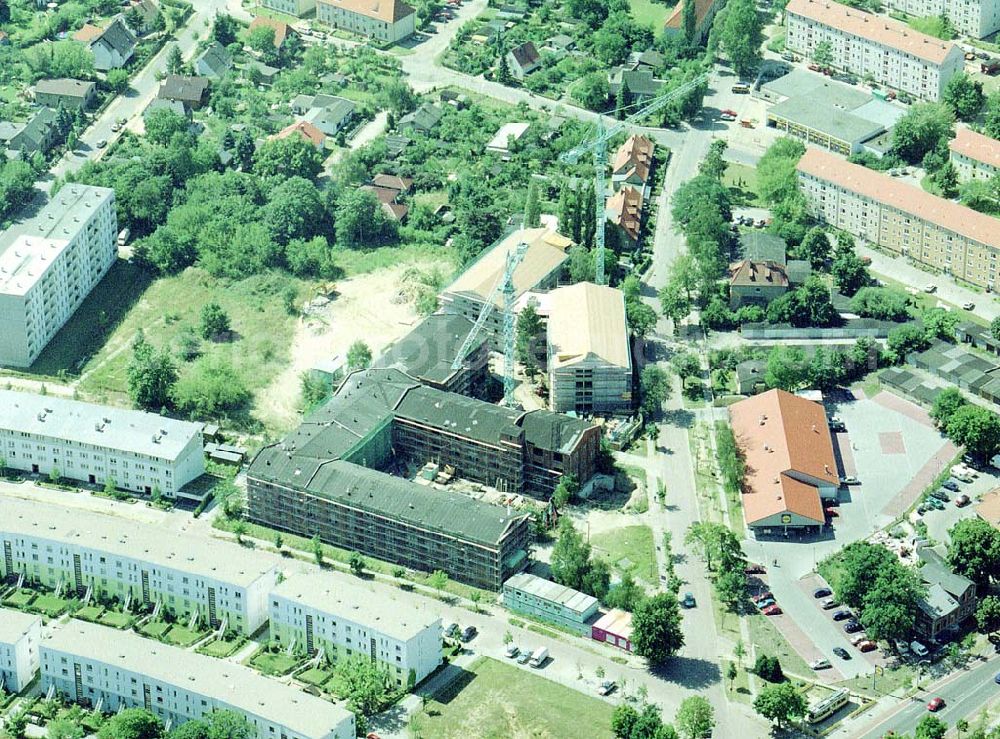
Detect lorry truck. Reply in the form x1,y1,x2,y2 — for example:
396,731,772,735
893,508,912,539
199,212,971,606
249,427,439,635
529,646,548,668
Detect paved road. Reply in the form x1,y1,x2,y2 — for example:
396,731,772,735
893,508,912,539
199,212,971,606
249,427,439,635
849,655,1000,739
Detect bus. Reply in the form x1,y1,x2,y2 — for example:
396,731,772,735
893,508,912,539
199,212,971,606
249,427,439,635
807,689,850,724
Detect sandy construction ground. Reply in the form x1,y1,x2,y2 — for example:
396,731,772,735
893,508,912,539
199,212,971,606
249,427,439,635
255,262,448,430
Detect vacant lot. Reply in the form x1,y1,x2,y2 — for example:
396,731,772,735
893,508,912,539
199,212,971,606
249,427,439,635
629,0,671,28
409,657,615,739
591,524,657,584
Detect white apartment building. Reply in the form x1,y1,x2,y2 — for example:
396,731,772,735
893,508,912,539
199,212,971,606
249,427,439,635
882,0,1000,38
316,0,416,43
1,498,278,635
0,390,205,498
261,0,316,16
41,622,355,739
0,185,117,368
0,608,41,693
949,126,1000,182
797,147,1000,290
785,0,964,101
269,570,441,687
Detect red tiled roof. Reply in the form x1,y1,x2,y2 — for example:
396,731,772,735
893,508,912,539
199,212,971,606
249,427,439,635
729,259,789,288
664,0,718,30
607,186,643,241
249,16,289,47
612,135,654,184
317,0,415,23
371,174,413,192
273,120,325,148
798,147,1000,250
360,185,399,205
73,24,104,42
949,127,1000,170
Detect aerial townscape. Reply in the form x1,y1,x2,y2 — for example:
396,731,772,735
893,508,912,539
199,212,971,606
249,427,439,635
4,0,1000,736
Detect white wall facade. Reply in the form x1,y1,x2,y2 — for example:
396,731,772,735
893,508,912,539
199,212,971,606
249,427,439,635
316,0,415,43
882,0,1000,38
261,0,317,15
0,610,41,693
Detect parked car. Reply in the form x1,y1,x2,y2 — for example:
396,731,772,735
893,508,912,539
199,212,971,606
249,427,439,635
111,122,121,132
516,651,531,664
928,497,946,510
745,563,767,574
460,626,477,642
844,620,863,633
762,604,783,616
752,591,773,603
924,283,938,293
825,507,839,518
942,479,960,492
833,647,850,659
850,634,868,646
955,494,971,507
994,672,1000,684
809,658,831,670
859,641,878,653
829,418,846,432
681,592,697,608
757,598,776,609
840,476,859,485
732,82,751,93
720,110,737,121
963,302,976,311
95,138,107,149
927,697,945,712
813,587,832,598
832,610,852,621
821,598,840,610
597,680,616,696
445,623,460,638
504,644,519,658
930,489,950,502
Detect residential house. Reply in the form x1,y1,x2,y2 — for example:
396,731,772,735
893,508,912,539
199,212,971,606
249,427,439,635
157,74,210,111
663,0,722,43
736,360,767,395
608,68,663,106
486,121,530,156
948,126,1000,182
371,173,413,193
194,41,232,80
591,609,633,652
126,0,161,34
0,108,59,158
729,389,840,535
316,0,417,44
545,33,575,52
247,60,279,86
74,16,136,71
740,231,787,263
0,610,41,694
360,184,408,221
261,0,317,16
610,134,654,194
502,573,599,635
143,98,187,122
914,547,977,641
398,102,443,134
728,260,790,309
294,95,357,136
507,41,541,80
547,282,632,415
248,16,291,48
627,49,664,71
785,0,963,101
606,186,643,243
33,79,96,110
271,120,327,149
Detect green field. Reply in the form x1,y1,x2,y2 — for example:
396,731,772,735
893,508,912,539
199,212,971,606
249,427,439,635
723,163,765,207
197,637,244,658
747,613,812,677
33,594,72,617
629,0,672,29
410,657,615,739
98,610,133,629
297,667,334,687
250,649,301,676
906,15,954,39
591,525,657,584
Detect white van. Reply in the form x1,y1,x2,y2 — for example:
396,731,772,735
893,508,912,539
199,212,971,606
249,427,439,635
910,641,929,657
529,646,548,668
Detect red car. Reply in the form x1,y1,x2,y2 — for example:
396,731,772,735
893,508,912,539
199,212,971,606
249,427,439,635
825,507,839,518
859,641,877,653
927,697,945,712
751,591,773,603
762,604,783,616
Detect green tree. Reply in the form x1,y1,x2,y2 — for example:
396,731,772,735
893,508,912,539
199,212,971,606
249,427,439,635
639,365,671,419
347,340,372,370
144,107,189,146
335,189,398,248
232,519,248,544
247,25,277,54
890,102,955,164
572,71,610,111
631,592,685,664
212,13,240,45
172,355,249,416
975,594,1000,633
611,704,639,738
945,405,1000,461
658,281,692,328
849,287,911,321
914,715,947,739
605,571,645,612
126,332,178,410
328,655,399,717
859,564,923,641
496,52,513,85
524,180,541,227
764,345,809,391
699,140,729,180
720,0,763,78
830,541,896,608
264,176,328,245
427,569,449,596
348,552,366,576
753,682,806,728
552,473,580,509
97,709,164,739
933,161,960,198
831,248,869,296
253,136,323,181
947,518,1000,587
812,39,833,69
627,299,658,340
199,301,231,339
799,226,830,268
47,719,84,739
682,0,698,45
943,73,985,120
105,67,130,94
887,323,930,361
985,91,1000,139
930,387,967,428
726,661,738,690
515,304,545,376
312,535,324,565
675,696,714,739
550,518,609,600
166,44,184,74
167,710,256,739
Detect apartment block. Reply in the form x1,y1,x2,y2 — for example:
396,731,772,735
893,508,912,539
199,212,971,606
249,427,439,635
41,622,355,739
1,498,278,635
882,0,1000,38
0,390,205,498
797,148,1000,291
546,282,632,415
261,0,316,16
0,185,116,368
0,609,41,693
316,0,416,43
949,126,1000,182
502,573,599,635
269,570,442,686
785,0,964,101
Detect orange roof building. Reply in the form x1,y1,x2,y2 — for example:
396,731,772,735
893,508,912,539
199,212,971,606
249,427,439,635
797,147,1000,292
248,16,290,47
663,0,722,42
272,120,326,149
606,186,643,242
316,0,416,44
611,135,654,192
786,0,963,101
949,127,1000,183
729,389,839,532
73,24,104,42
975,487,1000,531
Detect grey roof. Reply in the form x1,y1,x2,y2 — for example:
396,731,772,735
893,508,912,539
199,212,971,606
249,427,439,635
2,497,277,587
94,16,137,56
195,41,232,78
504,572,598,615
0,389,202,462
852,98,907,129
0,121,22,145
786,259,812,285
509,41,540,69
919,547,975,600
762,68,868,103
399,103,443,132
521,409,593,453
546,33,574,49
736,359,766,386
612,69,663,97
42,622,353,737
375,313,482,385
303,97,356,130
143,97,186,119
769,96,885,145
0,608,40,644
395,384,524,445
34,78,95,100
918,582,959,619
739,231,787,263
158,74,209,103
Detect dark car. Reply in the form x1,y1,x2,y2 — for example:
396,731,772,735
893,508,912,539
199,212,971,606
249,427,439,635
930,489,950,502
460,626,477,642
833,647,850,659
813,587,832,598
832,610,852,621
844,620,863,633
995,672,1000,684
942,479,960,492
745,563,767,574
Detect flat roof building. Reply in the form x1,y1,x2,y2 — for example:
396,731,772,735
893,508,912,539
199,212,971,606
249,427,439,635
269,569,442,686
486,122,531,155
729,389,839,535
1,498,278,634
546,282,632,415
502,572,599,634
785,0,963,101
797,147,1000,291
0,609,41,693
41,622,355,739
591,609,633,652
949,127,1000,183
0,184,116,368
0,390,205,498
765,95,888,156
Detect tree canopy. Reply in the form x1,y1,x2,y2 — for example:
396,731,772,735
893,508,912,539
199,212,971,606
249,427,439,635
631,592,685,664
947,518,1000,588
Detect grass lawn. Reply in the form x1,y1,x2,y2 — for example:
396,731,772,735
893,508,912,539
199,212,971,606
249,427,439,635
723,163,765,207
297,667,334,687
747,613,813,677
140,621,171,639
162,624,206,647
629,0,671,29
3,590,35,608
196,637,245,657
723,659,754,704
75,605,103,621
98,610,134,629
250,649,302,676
33,594,71,617
410,657,615,739
332,242,458,279
906,14,954,39
838,663,916,699
591,525,657,584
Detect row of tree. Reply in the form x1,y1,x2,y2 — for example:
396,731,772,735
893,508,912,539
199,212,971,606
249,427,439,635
930,388,1000,463
612,695,715,739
